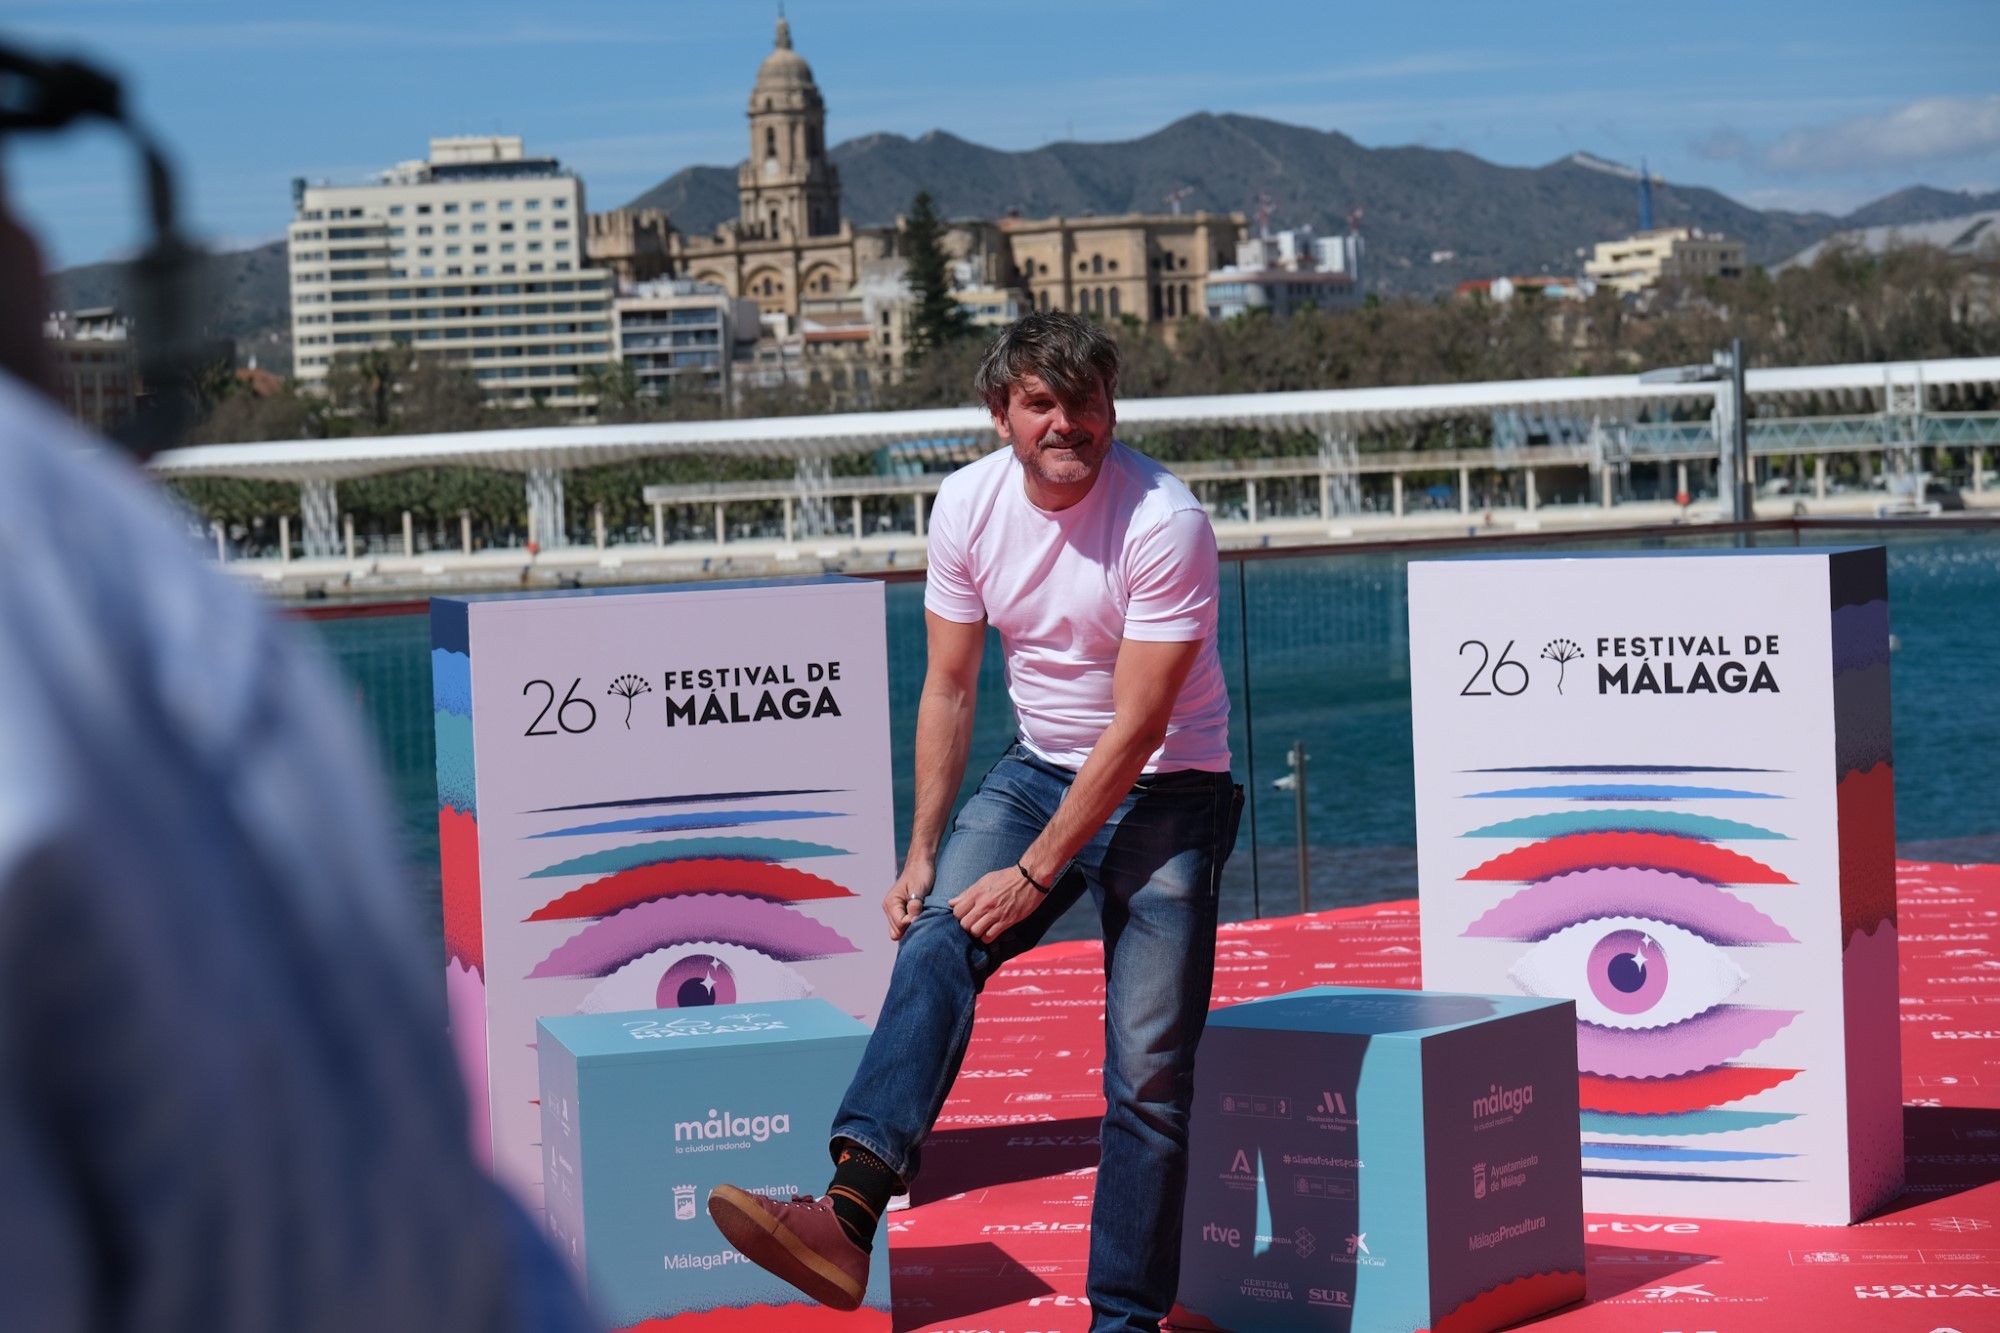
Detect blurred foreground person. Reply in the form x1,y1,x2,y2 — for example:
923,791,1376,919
0,65,596,1333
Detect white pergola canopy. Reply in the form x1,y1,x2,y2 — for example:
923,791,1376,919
148,355,2000,484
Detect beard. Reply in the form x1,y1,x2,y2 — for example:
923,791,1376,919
1019,428,1106,486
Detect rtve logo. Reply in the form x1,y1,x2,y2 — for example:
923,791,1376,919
1201,1222,1242,1249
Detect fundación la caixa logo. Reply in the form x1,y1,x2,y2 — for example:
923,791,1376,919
1454,634,1783,697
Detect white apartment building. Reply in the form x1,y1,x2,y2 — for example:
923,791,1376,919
43,306,139,433
288,136,614,409
613,279,759,401
1205,226,1363,320
1585,226,1747,295
955,285,1024,328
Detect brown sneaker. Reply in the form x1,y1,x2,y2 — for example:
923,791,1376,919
706,1184,868,1311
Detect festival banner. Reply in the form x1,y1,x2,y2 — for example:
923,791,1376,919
432,577,896,1208
1409,548,1902,1224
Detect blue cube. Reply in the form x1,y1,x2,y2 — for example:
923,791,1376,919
537,999,891,1330
1176,987,1584,1332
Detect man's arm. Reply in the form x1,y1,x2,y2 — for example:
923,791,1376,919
949,634,1203,944
885,610,986,939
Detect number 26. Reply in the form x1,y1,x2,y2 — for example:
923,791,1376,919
1458,640,1529,697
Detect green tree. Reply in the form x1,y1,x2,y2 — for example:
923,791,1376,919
904,191,970,358
582,361,669,425
321,345,411,432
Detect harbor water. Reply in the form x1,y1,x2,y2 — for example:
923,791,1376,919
312,529,2000,946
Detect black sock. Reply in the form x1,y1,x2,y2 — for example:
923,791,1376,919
826,1142,898,1252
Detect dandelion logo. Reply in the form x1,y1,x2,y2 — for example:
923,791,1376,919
607,673,652,728
1540,638,1583,694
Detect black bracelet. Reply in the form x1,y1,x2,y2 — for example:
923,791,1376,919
1017,861,1054,895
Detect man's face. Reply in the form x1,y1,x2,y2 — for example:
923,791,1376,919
992,371,1115,501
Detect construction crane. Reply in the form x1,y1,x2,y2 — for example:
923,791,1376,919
1252,191,1276,239
1163,185,1193,216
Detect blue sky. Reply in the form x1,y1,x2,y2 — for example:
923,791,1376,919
5,0,1997,269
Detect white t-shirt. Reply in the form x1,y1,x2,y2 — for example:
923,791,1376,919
924,442,1231,772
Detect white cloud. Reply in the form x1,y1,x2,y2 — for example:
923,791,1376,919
1697,95,2000,175
1731,185,1878,216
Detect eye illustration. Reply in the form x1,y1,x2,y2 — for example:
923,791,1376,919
1572,998,1799,1079
1462,808,1787,843
1511,917,1745,1029
523,799,863,1013
1466,868,1797,946
1579,1064,1800,1114
578,941,818,1013
1457,764,1805,1180
527,858,853,922
1466,782,1780,802
527,808,842,840
1464,832,1791,886
527,834,848,879
530,893,858,980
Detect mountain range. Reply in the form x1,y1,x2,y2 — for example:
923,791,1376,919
50,111,2000,365
630,113,2000,294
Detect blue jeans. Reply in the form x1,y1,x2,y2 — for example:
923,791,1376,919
833,744,1243,1333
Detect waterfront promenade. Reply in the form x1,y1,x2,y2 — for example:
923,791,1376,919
158,353,2000,599
231,489,1999,599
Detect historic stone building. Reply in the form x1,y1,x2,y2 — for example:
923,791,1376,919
666,18,891,334
611,18,1247,348
585,207,672,285
1005,212,1246,325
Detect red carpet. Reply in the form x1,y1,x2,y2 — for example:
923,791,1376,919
877,860,2000,1331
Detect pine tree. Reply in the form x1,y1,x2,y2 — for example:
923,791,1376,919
904,191,969,358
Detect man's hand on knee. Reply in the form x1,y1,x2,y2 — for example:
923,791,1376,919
949,867,1044,945
883,862,934,941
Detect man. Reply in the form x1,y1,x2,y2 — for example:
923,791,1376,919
0,108,594,1332
711,311,1242,1332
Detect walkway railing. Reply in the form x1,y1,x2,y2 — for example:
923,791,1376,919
1624,411,2000,457
158,354,2000,564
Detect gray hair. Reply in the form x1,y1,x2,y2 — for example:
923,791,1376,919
973,310,1120,415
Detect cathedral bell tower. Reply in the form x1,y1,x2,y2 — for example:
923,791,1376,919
738,16,842,241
